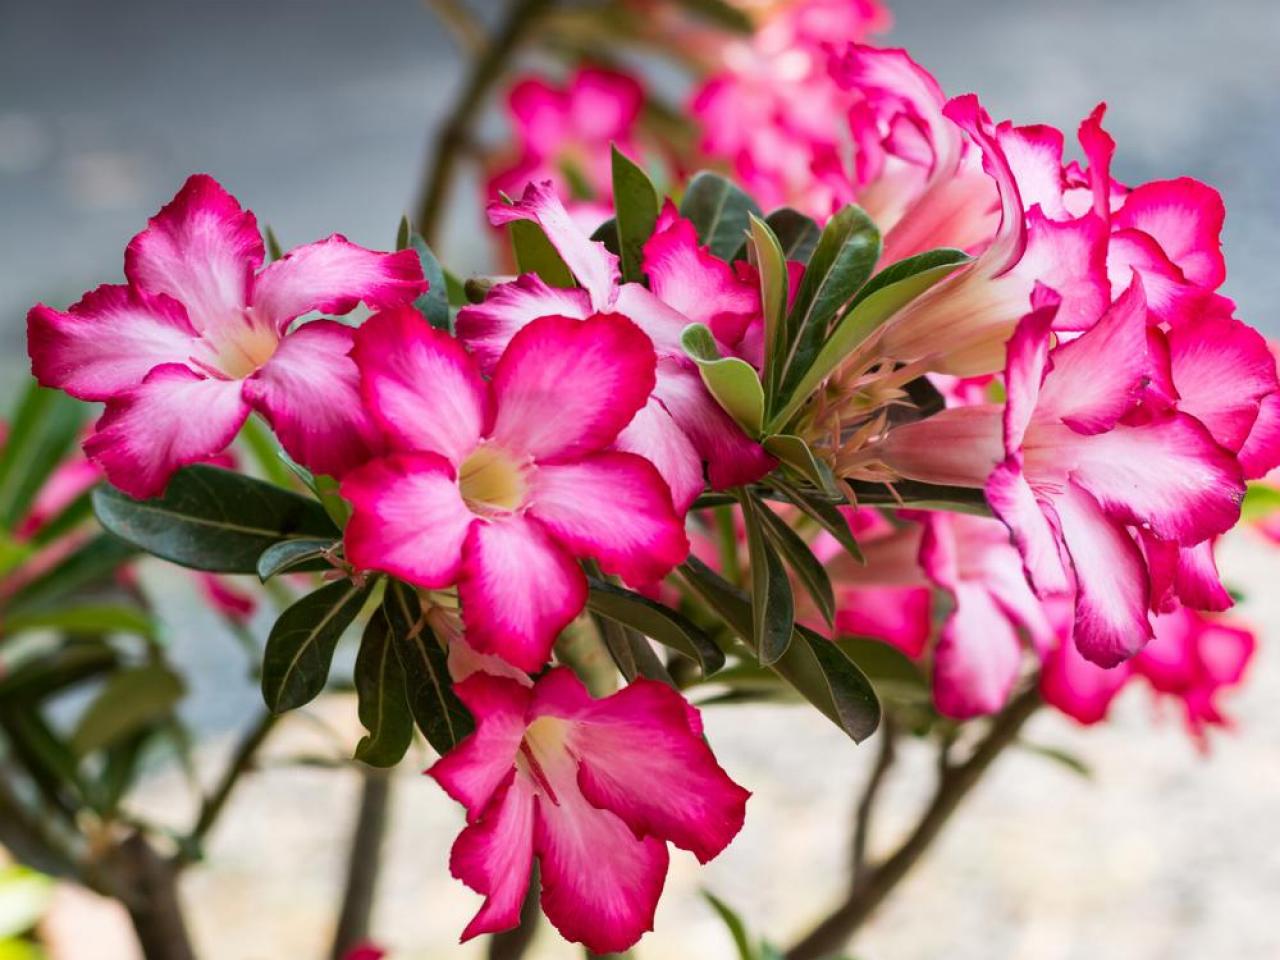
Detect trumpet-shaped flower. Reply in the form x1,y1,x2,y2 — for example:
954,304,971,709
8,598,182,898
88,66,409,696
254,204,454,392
27,175,425,497
342,308,689,672
460,182,774,513
430,668,749,953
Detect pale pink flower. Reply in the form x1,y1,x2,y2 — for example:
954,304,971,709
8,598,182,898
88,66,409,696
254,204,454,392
342,308,688,672
429,668,748,952
28,175,425,497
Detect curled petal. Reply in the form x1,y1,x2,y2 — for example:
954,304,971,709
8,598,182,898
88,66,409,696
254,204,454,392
932,582,1022,719
450,773,536,942
456,274,592,372
429,673,533,818
1113,178,1226,290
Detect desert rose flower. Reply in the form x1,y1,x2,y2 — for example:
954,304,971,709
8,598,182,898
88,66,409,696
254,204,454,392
342,308,688,672
460,182,774,513
429,668,749,952
27,175,425,497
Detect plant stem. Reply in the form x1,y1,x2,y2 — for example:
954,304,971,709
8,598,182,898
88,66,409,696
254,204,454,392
111,832,197,960
413,0,553,245
785,686,1041,960
330,770,393,960
850,717,896,883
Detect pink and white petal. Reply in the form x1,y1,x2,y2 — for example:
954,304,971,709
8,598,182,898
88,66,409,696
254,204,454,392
83,365,249,499
614,398,705,515
429,673,532,817
489,314,655,463
244,320,382,477
1107,228,1207,326
28,286,198,401
250,236,425,331
1001,298,1056,451
1077,103,1117,222
530,453,689,585
985,458,1072,597
1051,481,1152,667
997,122,1067,220
341,452,473,587
1039,635,1131,725
488,181,620,311
449,773,536,942
943,95,1026,276
1113,178,1226,290
567,67,645,143
567,680,749,862
124,174,261,332
1066,413,1245,545
875,404,1004,488
455,274,593,372
1173,539,1233,612
458,516,588,673
932,582,1023,719
610,282,702,357
651,363,775,489
352,307,491,463
1013,209,1109,332
1238,392,1280,480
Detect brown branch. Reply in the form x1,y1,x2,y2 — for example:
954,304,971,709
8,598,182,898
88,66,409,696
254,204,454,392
786,686,1042,960
330,771,393,960
850,716,897,883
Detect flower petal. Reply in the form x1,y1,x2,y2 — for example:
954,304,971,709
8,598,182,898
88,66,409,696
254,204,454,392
1173,539,1233,612
244,319,383,477
83,364,249,499
450,772,536,942
250,235,425,330
985,457,1071,597
124,174,261,332
429,673,532,818
1039,632,1131,724
341,452,473,587
876,404,1004,488
456,274,593,372
353,307,491,464
489,314,655,463
1238,391,1280,480
834,585,933,658
932,581,1023,718
530,453,688,585
459,515,588,672
613,397,705,515
1113,178,1225,290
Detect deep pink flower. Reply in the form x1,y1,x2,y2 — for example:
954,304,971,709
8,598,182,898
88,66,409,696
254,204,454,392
27,175,425,497
460,182,774,513
342,308,688,672
429,668,749,953
878,283,1245,666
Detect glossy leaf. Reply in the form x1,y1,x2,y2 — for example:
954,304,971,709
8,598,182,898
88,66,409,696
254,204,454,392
754,498,835,627
762,434,837,494
508,218,575,288
353,608,415,767
256,537,338,581
589,216,623,256
611,146,660,283
93,465,339,574
836,637,928,703
748,214,789,400
766,208,821,263
681,323,765,435
70,663,184,757
409,234,453,332
740,494,794,664
769,477,863,563
586,577,724,676
0,382,86,533
679,171,762,261
261,578,372,713
382,580,472,754
844,478,991,516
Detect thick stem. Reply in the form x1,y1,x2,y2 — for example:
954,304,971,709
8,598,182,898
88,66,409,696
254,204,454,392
850,717,896,883
112,833,197,960
329,771,393,960
487,865,541,960
785,686,1041,960
180,711,278,865
412,0,553,245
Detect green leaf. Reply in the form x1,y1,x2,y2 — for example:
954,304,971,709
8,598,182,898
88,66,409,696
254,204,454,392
702,891,753,960
740,494,794,664
261,578,372,712
672,0,753,33
0,865,55,940
681,324,765,435
70,664,185,756
2,604,155,641
611,146,660,283
679,556,879,741
769,477,863,563
1,534,136,619
508,219,575,288
748,214,790,401
679,171,762,261
409,234,453,332
0,641,118,702
754,499,835,627
256,537,338,580
766,208,821,263
843,478,991,516
444,269,468,307
382,580,473,754
265,225,285,262
769,248,970,432
776,205,881,407
394,214,411,252
1242,481,1280,522
763,435,837,494
0,382,87,532
93,465,339,574
352,609,415,767
1017,740,1094,779
586,578,724,676
836,637,928,702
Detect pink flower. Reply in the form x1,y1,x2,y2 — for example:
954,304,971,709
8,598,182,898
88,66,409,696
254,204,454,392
878,283,1245,666
27,175,426,498
429,668,749,952
460,182,774,513
342,308,688,672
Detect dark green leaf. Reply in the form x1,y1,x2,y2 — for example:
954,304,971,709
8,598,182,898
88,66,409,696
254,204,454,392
409,234,452,332
702,891,754,960
265,225,285,262
0,641,118,701
383,580,472,753
835,637,928,702
394,215,411,252
740,494,794,664
768,478,863,562
681,323,765,434
0,709,84,814
256,537,338,580
70,664,185,756
766,208,821,263
2,533,136,619
762,434,837,495
843,478,991,516
679,171,762,261
2,603,156,641
93,465,339,574
261,578,372,712
611,146,660,283
508,219,575,288
586,578,724,676
352,609,414,767
0,382,87,532
589,216,622,256
754,499,835,627
444,269,468,307
748,214,789,401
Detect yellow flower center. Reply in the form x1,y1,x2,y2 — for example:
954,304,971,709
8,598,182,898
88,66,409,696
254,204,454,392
458,444,530,516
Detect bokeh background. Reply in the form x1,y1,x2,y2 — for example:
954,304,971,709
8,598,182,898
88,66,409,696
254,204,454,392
2,0,1279,957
